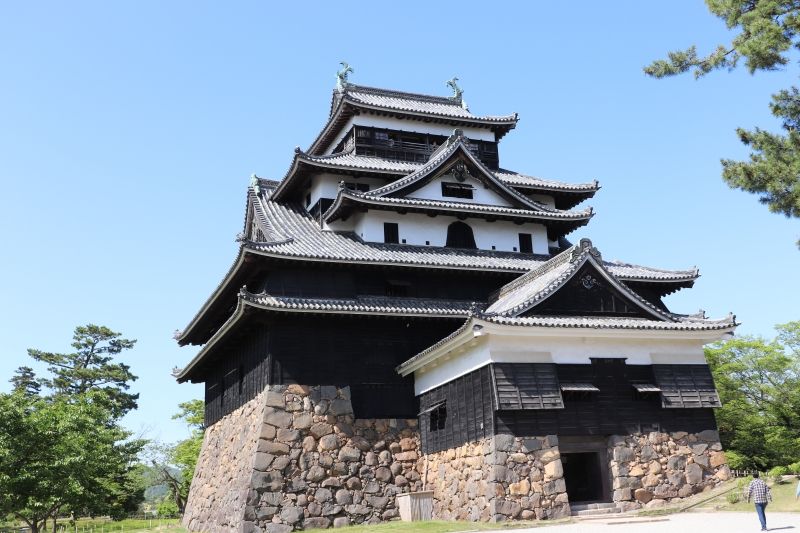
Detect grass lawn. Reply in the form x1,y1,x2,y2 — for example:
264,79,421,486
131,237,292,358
344,519,572,532
701,478,800,513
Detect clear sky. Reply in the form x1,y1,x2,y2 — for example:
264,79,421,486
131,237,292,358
1,1,798,443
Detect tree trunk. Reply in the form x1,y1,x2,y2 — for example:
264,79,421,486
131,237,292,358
52,506,60,533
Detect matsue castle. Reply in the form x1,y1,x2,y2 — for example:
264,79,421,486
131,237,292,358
174,67,736,532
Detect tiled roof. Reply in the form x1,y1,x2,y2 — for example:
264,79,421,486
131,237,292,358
297,151,422,173
175,288,474,381
479,314,737,331
365,134,563,216
323,189,594,224
247,192,696,281
396,313,737,376
341,84,517,123
485,239,678,322
494,169,599,192
241,289,477,316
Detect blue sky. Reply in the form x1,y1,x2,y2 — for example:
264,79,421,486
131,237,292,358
1,1,798,443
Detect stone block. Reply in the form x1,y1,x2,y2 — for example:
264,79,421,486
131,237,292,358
544,460,563,480
263,410,293,429
333,517,350,528
315,487,332,502
509,478,530,496
293,412,313,429
544,435,559,447
691,443,708,455
306,465,326,482
320,386,337,400
259,424,276,440
394,451,418,461
251,471,283,492
264,524,293,533
253,452,274,472
277,428,300,442
264,391,285,408
374,466,392,482
335,488,352,504
329,399,352,416
239,522,260,533
693,454,710,469
494,433,516,452
613,488,632,501
310,422,333,438
640,445,658,461
338,446,361,462
634,488,653,503
613,447,635,462
685,463,703,484
539,449,560,464
522,439,542,452
667,455,687,470
365,494,389,509
319,434,339,451
710,451,727,468
303,517,331,530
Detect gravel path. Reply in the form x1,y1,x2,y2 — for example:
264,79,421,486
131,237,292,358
509,512,799,532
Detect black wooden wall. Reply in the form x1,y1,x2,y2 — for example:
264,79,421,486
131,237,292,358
201,314,461,426
496,359,717,437
418,365,495,454
418,360,718,453
203,327,271,426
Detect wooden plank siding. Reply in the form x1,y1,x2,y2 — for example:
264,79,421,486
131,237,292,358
419,365,495,454
419,360,719,453
653,364,722,408
204,327,271,426
202,314,461,426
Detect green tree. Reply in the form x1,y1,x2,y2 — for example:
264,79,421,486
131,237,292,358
22,324,138,418
0,393,145,533
705,320,800,468
645,0,800,245
9,366,40,397
145,400,204,514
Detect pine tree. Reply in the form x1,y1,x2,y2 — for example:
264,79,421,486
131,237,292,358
645,0,800,246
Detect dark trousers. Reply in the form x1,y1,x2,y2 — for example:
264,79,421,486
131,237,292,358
755,502,768,529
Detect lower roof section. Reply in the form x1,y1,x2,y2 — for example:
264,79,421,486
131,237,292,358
174,288,477,383
396,315,737,395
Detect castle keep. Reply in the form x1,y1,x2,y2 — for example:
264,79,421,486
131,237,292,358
175,70,735,532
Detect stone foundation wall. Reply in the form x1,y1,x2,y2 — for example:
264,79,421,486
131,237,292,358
422,434,569,522
183,385,423,532
424,439,493,521
490,434,570,521
608,429,730,511
183,390,267,533
184,388,730,531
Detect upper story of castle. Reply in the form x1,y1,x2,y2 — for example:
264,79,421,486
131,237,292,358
268,67,599,255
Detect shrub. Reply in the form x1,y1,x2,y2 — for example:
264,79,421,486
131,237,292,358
726,491,741,504
724,450,750,470
787,461,800,474
736,475,753,490
767,466,789,484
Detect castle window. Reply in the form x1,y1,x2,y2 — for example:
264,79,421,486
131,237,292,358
384,223,399,244
386,280,410,297
428,402,447,431
446,221,476,249
344,182,370,193
441,182,474,199
519,233,533,253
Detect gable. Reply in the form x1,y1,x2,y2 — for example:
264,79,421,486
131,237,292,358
523,263,657,319
406,170,513,207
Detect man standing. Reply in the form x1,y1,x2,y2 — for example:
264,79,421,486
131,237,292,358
745,472,772,531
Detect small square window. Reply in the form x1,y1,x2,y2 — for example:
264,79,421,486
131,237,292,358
429,404,447,431
384,223,399,244
441,182,474,199
519,233,533,253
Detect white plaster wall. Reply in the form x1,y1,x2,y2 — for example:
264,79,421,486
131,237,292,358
413,332,713,395
325,116,496,153
308,173,387,207
408,174,512,206
349,211,548,253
